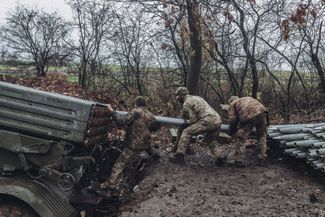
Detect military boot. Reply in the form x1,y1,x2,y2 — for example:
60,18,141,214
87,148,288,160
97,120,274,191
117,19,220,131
169,153,185,164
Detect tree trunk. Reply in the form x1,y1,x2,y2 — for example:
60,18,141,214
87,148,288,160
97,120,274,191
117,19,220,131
212,41,239,95
232,0,258,98
79,58,87,89
135,66,144,95
185,0,202,95
311,53,325,94
250,56,258,98
36,64,46,77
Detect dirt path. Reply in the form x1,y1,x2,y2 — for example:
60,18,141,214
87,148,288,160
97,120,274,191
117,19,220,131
120,148,325,217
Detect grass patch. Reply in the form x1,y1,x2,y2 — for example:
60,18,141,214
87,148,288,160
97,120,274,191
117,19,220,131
67,75,78,83
0,65,21,70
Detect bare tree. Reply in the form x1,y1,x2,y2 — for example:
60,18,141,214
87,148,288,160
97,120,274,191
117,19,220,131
131,0,204,94
1,4,68,76
162,3,190,87
288,1,325,94
220,0,281,98
67,0,113,88
185,0,203,94
110,3,158,95
202,2,242,96
0,46,8,64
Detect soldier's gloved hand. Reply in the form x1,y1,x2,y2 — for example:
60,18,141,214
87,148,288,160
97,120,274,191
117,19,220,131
228,130,236,137
228,125,237,136
182,120,190,128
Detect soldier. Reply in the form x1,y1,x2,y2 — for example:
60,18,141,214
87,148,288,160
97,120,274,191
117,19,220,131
106,96,160,195
227,96,269,167
169,87,223,164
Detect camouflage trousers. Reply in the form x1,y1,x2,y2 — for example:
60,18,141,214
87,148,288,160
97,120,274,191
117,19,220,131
108,148,141,190
176,116,222,157
233,115,268,161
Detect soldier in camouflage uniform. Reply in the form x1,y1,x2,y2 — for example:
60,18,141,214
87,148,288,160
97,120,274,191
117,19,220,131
169,87,223,164
106,96,160,194
227,96,269,167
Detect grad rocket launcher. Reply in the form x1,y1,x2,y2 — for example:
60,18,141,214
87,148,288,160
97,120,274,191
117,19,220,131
0,81,116,217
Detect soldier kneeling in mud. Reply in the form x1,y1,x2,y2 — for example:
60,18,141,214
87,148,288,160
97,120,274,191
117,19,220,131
226,96,269,167
105,96,160,196
169,87,225,165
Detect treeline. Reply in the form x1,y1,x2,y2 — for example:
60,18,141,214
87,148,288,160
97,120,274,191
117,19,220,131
1,0,325,120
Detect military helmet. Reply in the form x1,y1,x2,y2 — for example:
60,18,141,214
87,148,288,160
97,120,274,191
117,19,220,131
175,87,189,96
228,96,239,104
134,96,146,106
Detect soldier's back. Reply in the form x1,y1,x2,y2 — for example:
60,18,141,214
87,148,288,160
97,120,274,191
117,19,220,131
232,97,267,122
128,107,155,150
184,95,220,120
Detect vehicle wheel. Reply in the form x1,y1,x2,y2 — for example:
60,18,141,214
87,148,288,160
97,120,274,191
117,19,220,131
0,196,39,217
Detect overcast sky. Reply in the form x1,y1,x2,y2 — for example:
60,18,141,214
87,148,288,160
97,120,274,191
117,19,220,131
0,0,73,23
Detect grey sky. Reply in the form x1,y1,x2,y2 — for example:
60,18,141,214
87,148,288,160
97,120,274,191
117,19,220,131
0,0,73,23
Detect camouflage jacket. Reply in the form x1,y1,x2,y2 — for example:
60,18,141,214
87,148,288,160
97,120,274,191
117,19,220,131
228,97,268,134
182,95,221,125
110,107,159,150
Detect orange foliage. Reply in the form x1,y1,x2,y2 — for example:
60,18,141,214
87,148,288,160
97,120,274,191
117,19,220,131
0,74,118,106
290,14,298,24
223,8,234,21
161,42,168,50
281,19,290,41
180,21,189,41
286,2,317,38
311,8,317,19
291,3,308,29
160,42,173,50
165,18,174,28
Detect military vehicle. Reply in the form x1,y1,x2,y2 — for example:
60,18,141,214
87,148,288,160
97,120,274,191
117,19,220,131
0,81,128,217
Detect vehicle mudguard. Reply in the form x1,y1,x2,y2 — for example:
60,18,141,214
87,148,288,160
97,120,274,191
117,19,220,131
0,178,77,217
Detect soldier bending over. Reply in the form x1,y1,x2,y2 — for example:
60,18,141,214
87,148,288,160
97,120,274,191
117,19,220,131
227,96,269,167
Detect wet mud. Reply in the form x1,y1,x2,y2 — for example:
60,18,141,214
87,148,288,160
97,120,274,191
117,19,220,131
120,141,325,217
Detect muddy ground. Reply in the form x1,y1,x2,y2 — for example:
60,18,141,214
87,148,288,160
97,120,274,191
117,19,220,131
119,137,325,217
